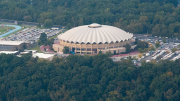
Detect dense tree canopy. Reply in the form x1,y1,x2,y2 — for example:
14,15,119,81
155,41,161,48
63,46,69,54
0,53,180,100
0,0,180,37
38,33,47,45
136,41,149,49
125,44,131,53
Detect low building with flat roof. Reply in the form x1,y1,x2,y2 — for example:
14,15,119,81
0,51,18,54
32,53,56,61
0,41,31,51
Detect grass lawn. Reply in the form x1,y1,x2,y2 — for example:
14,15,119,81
0,22,35,37
0,22,16,25
48,29,67,40
0,26,15,35
22,25,34,28
29,46,43,53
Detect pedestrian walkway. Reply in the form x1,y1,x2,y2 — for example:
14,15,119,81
112,51,139,58
0,25,21,37
40,45,55,53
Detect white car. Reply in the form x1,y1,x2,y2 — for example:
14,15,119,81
146,53,150,56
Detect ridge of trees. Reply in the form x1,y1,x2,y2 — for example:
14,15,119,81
0,53,180,100
0,0,180,37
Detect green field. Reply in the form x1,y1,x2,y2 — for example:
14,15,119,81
0,26,15,35
48,29,67,40
49,32,62,40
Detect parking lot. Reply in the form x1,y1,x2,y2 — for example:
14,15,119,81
141,42,180,62
112,35,180,66
134,34,180,63
2,26,63,43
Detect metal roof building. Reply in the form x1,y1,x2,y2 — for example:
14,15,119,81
0,41,24,46
0,41,30,51
53,23,135,54
58,23,133,44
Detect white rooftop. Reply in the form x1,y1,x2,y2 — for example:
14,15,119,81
58,23,133,44
33,53,55,59
0,51,18,54
0,41,25,45
24,50,37,53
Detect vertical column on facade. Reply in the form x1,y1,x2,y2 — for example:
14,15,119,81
103,43,104,50
68,43,70,52
75,44,77,54
80,44,82,54
91,44,93,54
71,44,72,52
97,44,98,54
86,44,87,54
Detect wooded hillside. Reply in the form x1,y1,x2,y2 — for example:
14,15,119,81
0,0,180,37
0,53,180,101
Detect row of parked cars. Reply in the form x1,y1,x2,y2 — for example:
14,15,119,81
3,27,61,43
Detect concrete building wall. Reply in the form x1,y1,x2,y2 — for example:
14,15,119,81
53,39,135,54
0,43,31,51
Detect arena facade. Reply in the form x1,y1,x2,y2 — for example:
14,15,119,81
53,23,136,54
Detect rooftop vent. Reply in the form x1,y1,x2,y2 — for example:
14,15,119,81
88,23,102,28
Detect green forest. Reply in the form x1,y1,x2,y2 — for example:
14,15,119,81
1,0,180,100
0,0,180,37
0,53,180,101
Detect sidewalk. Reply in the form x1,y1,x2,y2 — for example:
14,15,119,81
40,45,55,53
112,51,139,58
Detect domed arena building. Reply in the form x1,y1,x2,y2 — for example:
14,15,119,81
53,23,136,54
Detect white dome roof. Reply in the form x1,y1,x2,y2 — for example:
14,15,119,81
58,23,133,44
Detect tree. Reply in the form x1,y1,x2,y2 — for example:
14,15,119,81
105,51,113,57
138,48,144,53
67,23,71,29
149,45,155,51
38,33,47,45
63,46,69,54
171,48,177,53
152,24,161,36
47,38,54,45
134,38,139,45
139,16,148,23
137,41,148,49
23,15,32,22
150,59,157,64
155,42,161,48
138,53,143,58
125,44,131,53
44,19,53,28
163,38,167,43
177,44,180,48
37,23,41,28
